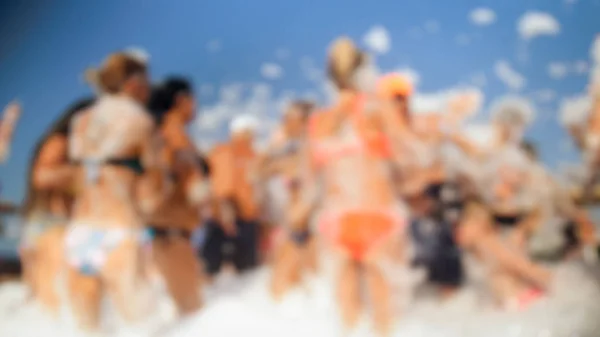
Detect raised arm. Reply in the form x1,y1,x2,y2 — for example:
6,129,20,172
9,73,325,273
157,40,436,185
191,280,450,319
0,101,22,163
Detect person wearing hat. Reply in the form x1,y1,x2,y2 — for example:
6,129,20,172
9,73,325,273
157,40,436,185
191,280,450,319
202,114,261,278
378,73,467,298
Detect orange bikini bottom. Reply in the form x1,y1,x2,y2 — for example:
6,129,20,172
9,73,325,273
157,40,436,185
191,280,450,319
319,207,406,261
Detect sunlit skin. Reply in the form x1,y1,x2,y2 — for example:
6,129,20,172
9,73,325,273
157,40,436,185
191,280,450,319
389,98,472,299
525,150,597,260
310,90,409,336
147,90,205,316
0,101,21,164
395,98,551,307
306,43,414,335
207,127,260,278
210,131,259,231
20,132,73,315
452,122,552,309
266,103,319,300
67,64,166,331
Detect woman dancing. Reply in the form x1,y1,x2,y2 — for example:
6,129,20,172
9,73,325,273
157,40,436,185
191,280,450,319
146,77,209,316
66,51,167,331
308,37,409,336
265,101,319,300
377,74,468,298
20,97,94,314
448,104,553,310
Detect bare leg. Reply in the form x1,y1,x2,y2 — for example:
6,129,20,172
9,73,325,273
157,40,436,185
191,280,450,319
68,268,102,331
103,240,150,323
365,262,393,336
20,249,38,300
152,238,202,316
337,258,361,331
475,234,551,289
304,236,319,274
270,239,301,301
489,268,525,308
460,210,551,290
36,227,65,315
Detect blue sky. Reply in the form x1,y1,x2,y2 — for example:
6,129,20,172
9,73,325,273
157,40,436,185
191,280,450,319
0,0,599,203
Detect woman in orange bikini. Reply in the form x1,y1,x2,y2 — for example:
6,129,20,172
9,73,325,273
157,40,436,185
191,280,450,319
308,38,408,336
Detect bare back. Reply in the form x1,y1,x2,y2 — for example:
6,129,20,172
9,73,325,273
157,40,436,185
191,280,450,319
311,101,396,210
69,95,155,228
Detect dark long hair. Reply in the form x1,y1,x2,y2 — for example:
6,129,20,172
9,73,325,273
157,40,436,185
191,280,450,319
147,77,193,125
21,97,95,217
146,77,211,176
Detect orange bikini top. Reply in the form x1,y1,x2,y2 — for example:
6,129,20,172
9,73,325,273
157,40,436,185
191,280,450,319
308,94,393,168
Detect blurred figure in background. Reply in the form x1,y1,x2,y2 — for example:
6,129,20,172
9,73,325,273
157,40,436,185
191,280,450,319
0,101,22,164
66,51,167,331
265,101,319,300
450,101,552,310
146,77,210,317
521,141,597,263
378,74,467,299
20,97,94,314
203,114,260,279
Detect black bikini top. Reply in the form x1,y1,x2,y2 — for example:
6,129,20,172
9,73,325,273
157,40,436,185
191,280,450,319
169,150,211,181
71,157,145,176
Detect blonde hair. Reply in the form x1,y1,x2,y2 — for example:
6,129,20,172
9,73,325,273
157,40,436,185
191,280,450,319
85,52,147,94
327,37,365,90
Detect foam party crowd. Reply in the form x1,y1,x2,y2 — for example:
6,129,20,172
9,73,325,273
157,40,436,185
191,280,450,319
0,5,600,337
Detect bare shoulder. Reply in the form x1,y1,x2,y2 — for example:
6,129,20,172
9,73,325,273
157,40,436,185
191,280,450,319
307,109,330,138
209,143,231,160
38,134,68,164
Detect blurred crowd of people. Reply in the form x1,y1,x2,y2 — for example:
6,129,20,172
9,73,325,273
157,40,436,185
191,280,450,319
1,36,599,336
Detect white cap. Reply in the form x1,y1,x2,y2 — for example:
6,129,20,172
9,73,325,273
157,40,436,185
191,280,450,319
229,114,259,135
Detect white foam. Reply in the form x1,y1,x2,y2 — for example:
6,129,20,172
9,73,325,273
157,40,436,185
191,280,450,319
1,261,599,337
